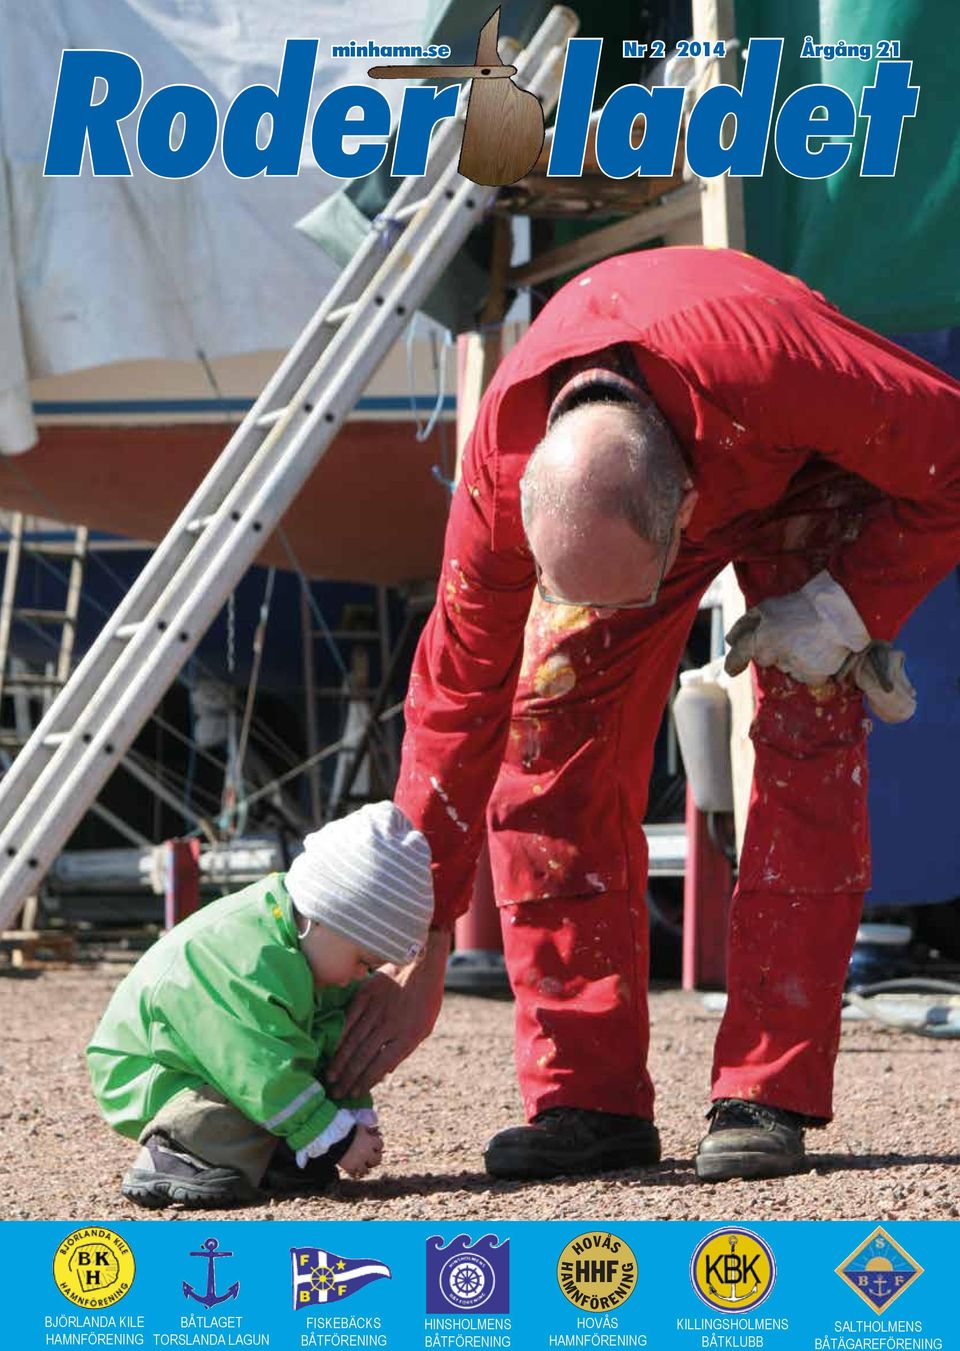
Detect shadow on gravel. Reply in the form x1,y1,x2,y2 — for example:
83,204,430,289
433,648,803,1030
332,1150,960,1200
810,1151,960,1172
336,1158,700,1200
841,1045,955,1055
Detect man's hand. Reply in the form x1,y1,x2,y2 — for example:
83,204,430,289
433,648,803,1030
327,927,451,1098
338,1125,383,1179
725,570,871,685
849,641,917,723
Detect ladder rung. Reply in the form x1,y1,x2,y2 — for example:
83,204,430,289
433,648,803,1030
2,674,64,689
256,399,322,431
325,302,357,325
185,515,215,535
19,542,87,558
13,609,72,625
42,733,68,747
316,630,382,642
392,198,429,223
115,623,142,639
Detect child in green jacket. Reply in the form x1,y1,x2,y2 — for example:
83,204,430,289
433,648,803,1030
87,801,433,1208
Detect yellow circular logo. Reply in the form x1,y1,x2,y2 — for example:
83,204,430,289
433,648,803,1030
556,1232,637,1311
690,1228,776,1312
53,1228,136,1309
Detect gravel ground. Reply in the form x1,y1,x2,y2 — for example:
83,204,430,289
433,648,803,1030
1,957,957,1223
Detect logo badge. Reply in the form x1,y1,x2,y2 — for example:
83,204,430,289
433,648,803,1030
367,9,546,186
690,1228,776,1313
836,1227,923,1312
53,1227,135,1309
183,1238,239,1309
556,1232,637,1311
291,1247,391,1309
427,1235,509,1313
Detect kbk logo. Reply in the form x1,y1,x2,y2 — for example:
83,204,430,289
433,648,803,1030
690,1228,776,1313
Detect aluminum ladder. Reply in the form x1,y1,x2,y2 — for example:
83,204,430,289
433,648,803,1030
0,6,577,928
0,514,88,752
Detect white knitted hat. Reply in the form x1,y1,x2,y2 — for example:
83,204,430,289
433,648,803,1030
285,802,434,965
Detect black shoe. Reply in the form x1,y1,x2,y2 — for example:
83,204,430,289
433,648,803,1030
121,1133,255,1209
262,1141,339,1197
484,1108,661,1180
695,1099,808,1182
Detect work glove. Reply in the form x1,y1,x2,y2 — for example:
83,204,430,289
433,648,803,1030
724,571,871,685
847,641,917,724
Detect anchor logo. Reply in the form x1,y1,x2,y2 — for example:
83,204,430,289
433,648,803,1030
183,1238,240,1309
690,1227,776,1313
706,1236,760,1304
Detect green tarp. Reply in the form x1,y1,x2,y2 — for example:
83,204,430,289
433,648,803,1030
739,0,960,333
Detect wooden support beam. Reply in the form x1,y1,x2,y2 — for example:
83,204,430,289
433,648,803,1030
692,0,747,250
455,215,513,477
509,184,701,289
693,0,753,857
2,928,76,968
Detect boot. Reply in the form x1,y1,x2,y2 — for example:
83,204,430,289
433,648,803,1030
121,1132,255,1209
484,1107,661,1180
695,1099,808,1182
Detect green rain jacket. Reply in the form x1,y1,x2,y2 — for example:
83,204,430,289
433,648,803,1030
87,874,370,1151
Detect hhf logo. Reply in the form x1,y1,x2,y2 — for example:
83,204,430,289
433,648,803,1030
426,1235,509,1313
556,1231,637,1311
690,1228,776,1313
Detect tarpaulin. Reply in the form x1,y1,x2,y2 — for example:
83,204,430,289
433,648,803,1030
0,0,430,453
739,0,960,332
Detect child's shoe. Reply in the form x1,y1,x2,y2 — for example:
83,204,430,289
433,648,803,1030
262,1141,339,1197
121,1133,255,1209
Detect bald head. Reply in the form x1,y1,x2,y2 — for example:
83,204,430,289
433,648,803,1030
520,399,694,608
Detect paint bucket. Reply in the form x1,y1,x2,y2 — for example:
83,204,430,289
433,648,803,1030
672,659,735,813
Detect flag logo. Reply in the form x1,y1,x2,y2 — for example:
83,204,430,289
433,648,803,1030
836,1228,923,1313
426,1235,509,1313
291,1247,391,1309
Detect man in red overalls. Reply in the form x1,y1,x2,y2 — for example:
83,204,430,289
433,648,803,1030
329,247,960,1182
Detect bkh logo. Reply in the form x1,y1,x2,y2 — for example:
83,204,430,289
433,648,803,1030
690,1228,777,1313
53,1227,136,1309
43,8,917,187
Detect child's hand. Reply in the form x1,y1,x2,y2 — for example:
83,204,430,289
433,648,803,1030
339,1125,383,1179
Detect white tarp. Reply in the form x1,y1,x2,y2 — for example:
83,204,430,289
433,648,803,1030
0,0,430,452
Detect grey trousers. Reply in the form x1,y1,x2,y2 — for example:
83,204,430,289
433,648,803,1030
140,1085,278,1186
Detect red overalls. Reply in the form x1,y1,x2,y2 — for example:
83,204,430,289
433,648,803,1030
395,248,960,1124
